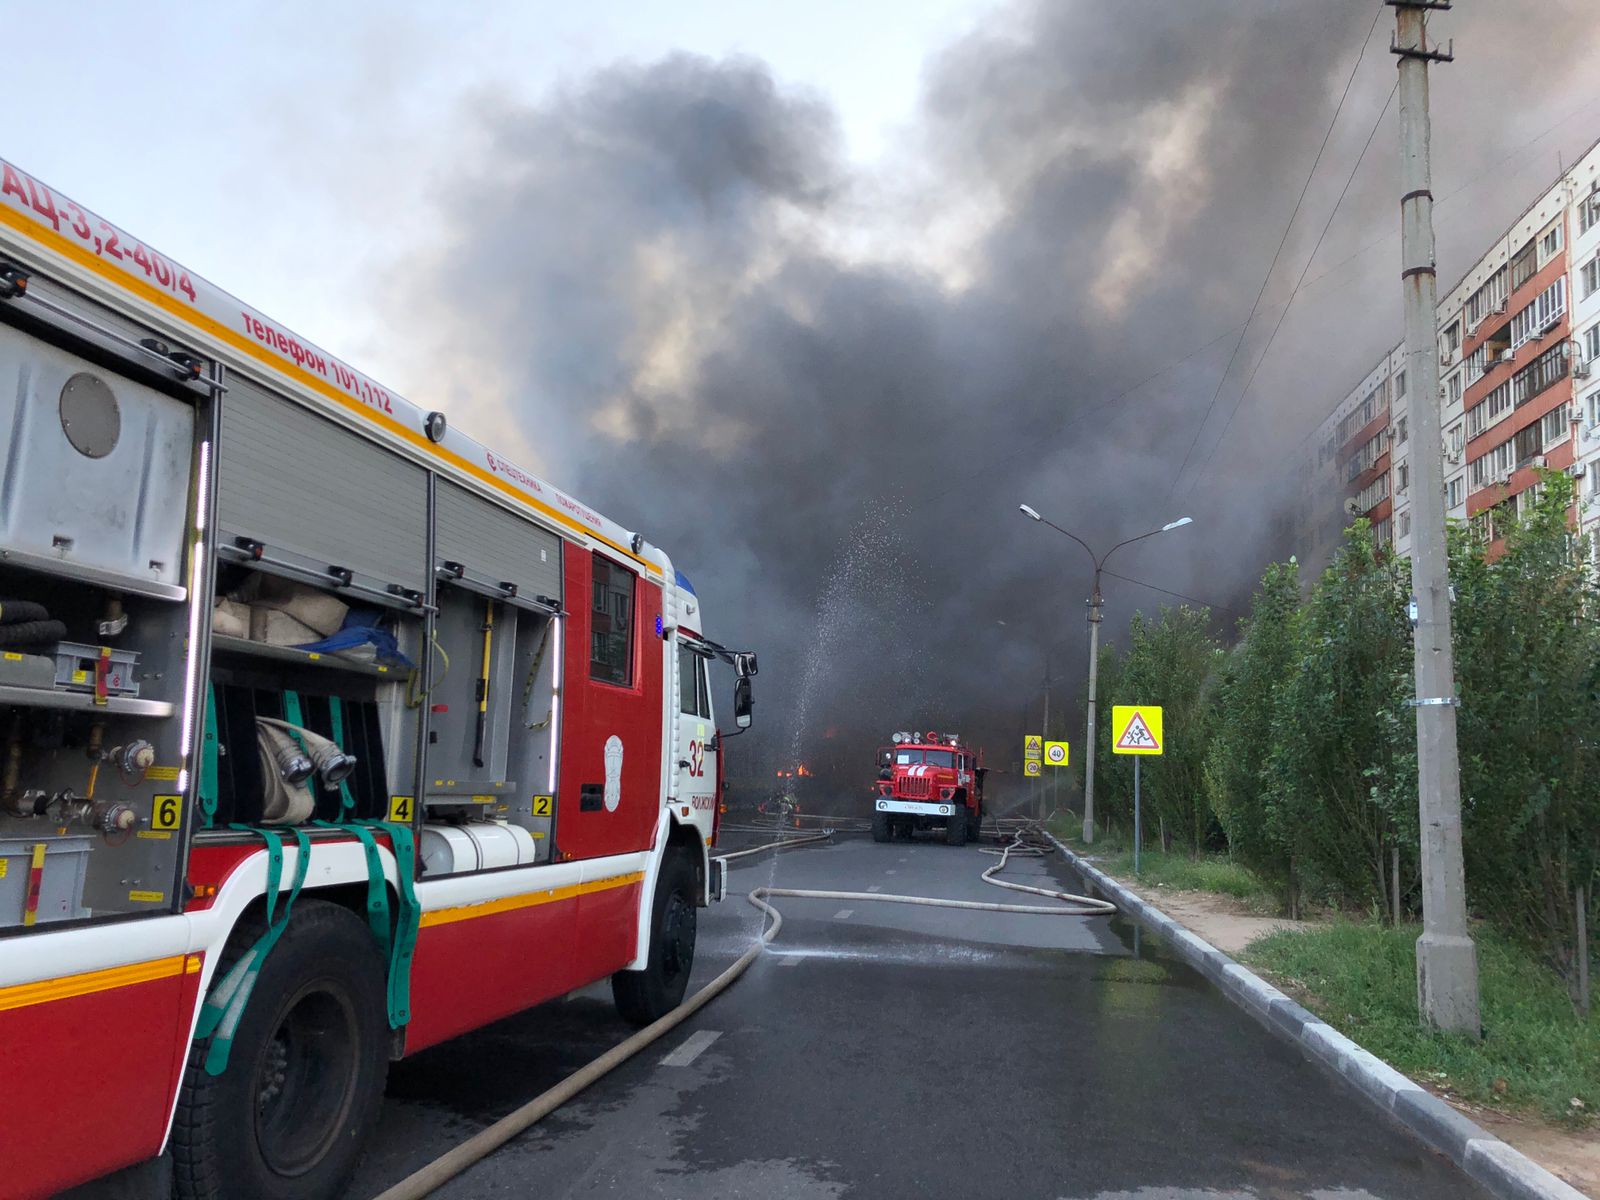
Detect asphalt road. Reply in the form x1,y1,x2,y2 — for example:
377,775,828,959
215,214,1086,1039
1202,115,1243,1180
349,827,1491,1200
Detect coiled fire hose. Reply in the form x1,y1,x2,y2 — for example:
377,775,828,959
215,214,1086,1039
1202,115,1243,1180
372,824,1114,1200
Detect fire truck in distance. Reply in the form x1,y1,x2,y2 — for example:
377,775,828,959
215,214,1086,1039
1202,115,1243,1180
872,731,984,845
0,155,757,1200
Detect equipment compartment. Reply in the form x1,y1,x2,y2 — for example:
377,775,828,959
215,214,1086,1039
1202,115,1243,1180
0,321,193,594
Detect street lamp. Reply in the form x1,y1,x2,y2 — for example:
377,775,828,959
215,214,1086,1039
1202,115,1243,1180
1017,504,1193,844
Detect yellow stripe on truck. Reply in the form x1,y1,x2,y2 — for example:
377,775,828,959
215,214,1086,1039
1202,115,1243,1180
0,952,199,1013
419,872,644,930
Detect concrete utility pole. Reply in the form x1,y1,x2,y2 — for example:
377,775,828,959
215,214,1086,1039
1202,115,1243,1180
1392,0,1480,1035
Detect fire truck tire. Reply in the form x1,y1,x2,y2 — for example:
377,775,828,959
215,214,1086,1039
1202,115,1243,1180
871,811,892,843
945,807,968,846
613,850,698,1026
967,803,983,842
172,900,389,1200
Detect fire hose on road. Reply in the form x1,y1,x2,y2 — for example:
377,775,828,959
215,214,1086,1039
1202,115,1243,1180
371,825,1115,1200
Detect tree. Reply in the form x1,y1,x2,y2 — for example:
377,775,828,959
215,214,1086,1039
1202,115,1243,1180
1111,605,1221,854
1205,559,1302,908
1267,525,1416,912
1451,470,1600,995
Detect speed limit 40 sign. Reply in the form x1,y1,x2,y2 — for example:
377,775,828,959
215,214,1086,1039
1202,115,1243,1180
1043,740,1069,767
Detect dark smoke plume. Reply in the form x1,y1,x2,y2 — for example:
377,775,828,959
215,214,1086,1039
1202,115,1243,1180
404,0,1600,804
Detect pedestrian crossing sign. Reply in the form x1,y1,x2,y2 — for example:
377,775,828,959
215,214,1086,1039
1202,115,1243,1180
1044,740,1069,767
1112,706,1163,756
1023,734,1042,761
1024,759,1042,777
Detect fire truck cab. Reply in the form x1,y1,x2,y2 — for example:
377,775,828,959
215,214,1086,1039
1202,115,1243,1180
871,731,984,846
0,155,756,1200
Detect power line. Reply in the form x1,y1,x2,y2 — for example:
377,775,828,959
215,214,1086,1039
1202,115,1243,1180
1188,78,1399,495
1169,3,1387,497
1100,568,1240,618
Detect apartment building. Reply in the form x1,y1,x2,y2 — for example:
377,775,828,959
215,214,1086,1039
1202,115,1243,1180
1300,137,1600,573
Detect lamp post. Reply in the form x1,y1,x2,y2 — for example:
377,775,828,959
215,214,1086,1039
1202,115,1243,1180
1018,505,1192,844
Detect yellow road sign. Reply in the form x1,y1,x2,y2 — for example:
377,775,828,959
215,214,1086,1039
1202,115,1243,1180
1023,759,1042,777
1023,734,1043,760
1112,706,1163,755
1043,740,1070,767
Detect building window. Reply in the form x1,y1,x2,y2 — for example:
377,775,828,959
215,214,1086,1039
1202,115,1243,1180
589,554,635,686
1589,391,1600,430
1396,416,1408,445
1466,267,1508,329
1395,370,1407,398
1513,341,1570,408
1396,460,1410,493
1542,401,1572,447
1540,224,1564,261
1587,325,1600,366
1584,256,1600,299
1509,276,1566,348
1447,372,1462,405
1582,194,1600,235
1400,511,1411,538
1447,476,1465,509
1448,422,1464,456
1443,321,1460,353
1511,239,1539,290
1356,474,1390,511
1371,515,1393,547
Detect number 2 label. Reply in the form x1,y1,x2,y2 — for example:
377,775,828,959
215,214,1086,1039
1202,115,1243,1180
531,795,553,817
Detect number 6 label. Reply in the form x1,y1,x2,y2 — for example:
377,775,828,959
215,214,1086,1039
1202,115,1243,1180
151,795,183,831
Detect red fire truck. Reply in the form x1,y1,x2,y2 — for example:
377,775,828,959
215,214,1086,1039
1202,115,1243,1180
0,156,756,1200
871,731,984,845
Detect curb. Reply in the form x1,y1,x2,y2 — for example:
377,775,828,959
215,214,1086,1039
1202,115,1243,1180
1047,832,1591,1200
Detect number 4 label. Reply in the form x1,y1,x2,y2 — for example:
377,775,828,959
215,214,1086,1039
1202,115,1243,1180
387,795,415,822
151,795,183,831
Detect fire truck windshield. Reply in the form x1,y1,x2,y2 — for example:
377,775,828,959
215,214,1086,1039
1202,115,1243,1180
895,748,956,768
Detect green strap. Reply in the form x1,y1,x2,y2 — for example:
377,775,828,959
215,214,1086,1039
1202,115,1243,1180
370,819,420,1028
199,684,220,827
314,819,391,958
282,690,309,755
195,826,310,1075
327,696,358,820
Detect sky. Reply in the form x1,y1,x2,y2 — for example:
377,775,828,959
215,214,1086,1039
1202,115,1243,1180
11,1,1600,799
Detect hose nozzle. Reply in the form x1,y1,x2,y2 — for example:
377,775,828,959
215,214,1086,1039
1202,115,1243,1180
259,724,315,785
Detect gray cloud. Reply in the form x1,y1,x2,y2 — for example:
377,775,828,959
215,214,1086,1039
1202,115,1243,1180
401,0,1600,801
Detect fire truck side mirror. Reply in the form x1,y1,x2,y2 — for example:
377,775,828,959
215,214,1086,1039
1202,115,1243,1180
733,677,754,729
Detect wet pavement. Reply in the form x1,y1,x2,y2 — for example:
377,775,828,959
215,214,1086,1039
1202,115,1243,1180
350,829,1491,1199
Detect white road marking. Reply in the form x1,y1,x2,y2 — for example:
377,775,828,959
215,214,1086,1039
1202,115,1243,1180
834,908,854,919
867,884,882,892
661,1030,722,1067
777,955,802,967
885,869,897,875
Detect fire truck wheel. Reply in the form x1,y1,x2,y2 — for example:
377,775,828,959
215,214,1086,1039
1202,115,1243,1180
945,807,968,846
967,803,983,842
871,811,892,843
613,850,698,1026
173,899,389,1200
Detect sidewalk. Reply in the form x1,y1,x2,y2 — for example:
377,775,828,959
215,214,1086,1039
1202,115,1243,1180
1076,850,1599,1199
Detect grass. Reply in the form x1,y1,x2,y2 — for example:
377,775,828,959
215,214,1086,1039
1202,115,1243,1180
1053,826,1275,905
1244,921,1599,1124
